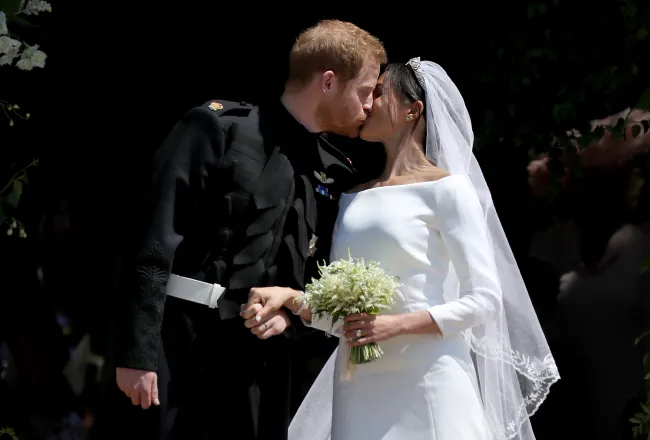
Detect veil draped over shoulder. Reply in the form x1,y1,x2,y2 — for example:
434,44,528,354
288,58,559,440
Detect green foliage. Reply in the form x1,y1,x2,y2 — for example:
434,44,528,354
630,332,650,439
1,0,51,238
0,158,37,237
472,0,649,156
0,426,18,439
470,1,650,225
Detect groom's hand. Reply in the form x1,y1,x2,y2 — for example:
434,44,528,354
116,367,159,409
242,303,292,339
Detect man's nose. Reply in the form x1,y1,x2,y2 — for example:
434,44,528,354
363,97,373,112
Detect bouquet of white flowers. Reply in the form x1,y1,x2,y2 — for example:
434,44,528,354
303,251,400,366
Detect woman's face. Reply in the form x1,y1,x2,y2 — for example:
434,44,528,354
359,72,412,143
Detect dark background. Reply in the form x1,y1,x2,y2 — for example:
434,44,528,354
1,1,649,439
29,1,646,247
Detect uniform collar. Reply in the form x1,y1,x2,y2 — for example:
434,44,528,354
259,100,322,160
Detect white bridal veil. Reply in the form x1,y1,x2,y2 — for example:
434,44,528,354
289,58,559,440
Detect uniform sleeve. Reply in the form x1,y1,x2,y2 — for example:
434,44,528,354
427,176,502,337
115,106,226,371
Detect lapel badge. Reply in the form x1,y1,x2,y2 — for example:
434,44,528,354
308,234,319,257
208,101,223,111
314,171,334,184
315,184,334,200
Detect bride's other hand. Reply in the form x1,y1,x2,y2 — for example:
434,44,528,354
344,314,401,346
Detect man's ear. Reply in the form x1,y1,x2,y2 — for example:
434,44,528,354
320,70,335,93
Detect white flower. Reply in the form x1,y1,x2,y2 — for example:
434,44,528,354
16,43,46,70
304,250,400,324
0,11,8,35
0,36,21,66
20,0,52,15
16,56,32,70
0,53,15,65
0,35,20,54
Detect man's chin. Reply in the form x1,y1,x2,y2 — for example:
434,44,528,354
343,128,362,139
327,125,362,139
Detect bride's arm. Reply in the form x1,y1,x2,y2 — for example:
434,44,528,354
424,176,502,337
345,177,501,343
282,289,312,322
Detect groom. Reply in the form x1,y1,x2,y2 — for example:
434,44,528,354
112,19,386,440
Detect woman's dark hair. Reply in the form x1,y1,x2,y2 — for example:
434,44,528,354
382,62,427,149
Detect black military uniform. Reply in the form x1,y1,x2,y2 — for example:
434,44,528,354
113,99,359,440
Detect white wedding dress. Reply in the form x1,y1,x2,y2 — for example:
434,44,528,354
306,175,499,440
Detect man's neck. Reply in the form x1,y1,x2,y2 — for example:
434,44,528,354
280,85,322,133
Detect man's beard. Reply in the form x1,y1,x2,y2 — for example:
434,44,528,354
316,100,366,138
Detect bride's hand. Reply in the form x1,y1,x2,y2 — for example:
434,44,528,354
343,314,400,346
242,303,292,339
241,286,295,322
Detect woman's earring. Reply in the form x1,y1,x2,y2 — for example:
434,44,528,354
405,115,413,121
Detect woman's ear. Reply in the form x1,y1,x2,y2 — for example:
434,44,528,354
406,100,424,121
413,100,424,119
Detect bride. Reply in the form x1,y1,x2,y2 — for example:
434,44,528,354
241,58,559,440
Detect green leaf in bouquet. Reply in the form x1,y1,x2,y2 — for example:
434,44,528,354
9,14,39,27
0,0,22,16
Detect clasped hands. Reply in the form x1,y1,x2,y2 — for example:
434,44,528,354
240,286,295,339
241,286,401,344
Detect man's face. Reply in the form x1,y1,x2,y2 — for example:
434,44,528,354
316,61,380,138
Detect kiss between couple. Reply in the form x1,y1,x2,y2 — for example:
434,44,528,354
113,19,559,440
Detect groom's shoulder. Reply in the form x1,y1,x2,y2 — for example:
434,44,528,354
179,99,257,131
194,99,256,122
168,99,266,164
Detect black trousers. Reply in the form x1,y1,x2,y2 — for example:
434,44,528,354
99,297,292,440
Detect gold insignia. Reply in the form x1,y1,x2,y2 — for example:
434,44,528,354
314,171,334,184
208,101,223,111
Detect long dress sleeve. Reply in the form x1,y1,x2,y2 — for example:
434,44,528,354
304,314,344,337
115,106,226,371
427,176,501,337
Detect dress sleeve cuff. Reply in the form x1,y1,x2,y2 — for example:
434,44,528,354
302,314,343,337
427,305,452,338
